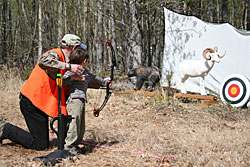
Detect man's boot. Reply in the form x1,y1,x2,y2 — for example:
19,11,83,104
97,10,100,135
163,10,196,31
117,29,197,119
0,120,6,144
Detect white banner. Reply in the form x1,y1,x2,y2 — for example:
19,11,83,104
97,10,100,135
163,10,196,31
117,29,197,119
161,8,250,95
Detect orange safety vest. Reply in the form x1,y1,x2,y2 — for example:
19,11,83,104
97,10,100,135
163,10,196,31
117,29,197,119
20,48,68,118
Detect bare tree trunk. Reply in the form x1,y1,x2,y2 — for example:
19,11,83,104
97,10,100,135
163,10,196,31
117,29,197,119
198,0,202,19
1,0,7,63
110,0,117,70
128,0,142,68
98,0,104,72
247,0,250,30
150,8,159,67
207,0,214,22
120,0,129,72
8,0,13,64
229,0,235,26
216,0,220,23
243,0,248,30
64,2,67,33
221,0,228,22
58,0,63,45
147,5,152,67
83,0,89,45
155,8,164,68
184,0,188,15
38,0,42,59
93,0,104,72
75,0,80,34
22,0,36,66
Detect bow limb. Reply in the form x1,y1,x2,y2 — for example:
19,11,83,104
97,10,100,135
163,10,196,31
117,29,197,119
93,40,116,117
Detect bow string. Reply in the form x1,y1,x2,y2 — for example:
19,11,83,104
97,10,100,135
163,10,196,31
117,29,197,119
93,40,116,117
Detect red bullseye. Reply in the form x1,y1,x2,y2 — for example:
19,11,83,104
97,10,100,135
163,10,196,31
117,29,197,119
228,84,240,98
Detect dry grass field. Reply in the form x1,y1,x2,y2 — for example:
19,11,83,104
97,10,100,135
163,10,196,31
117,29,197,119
0,68,249,167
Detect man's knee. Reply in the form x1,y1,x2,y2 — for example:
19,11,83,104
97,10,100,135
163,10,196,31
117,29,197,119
33,140,49,150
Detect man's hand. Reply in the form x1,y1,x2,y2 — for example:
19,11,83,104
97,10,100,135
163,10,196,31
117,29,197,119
70,64,84,76
104,77,112,87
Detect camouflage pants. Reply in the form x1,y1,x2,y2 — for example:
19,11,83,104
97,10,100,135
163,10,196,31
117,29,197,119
64,98,85,150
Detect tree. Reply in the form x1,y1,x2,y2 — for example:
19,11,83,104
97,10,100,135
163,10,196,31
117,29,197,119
127,0,142,68
38,0,42,59
1,0,8,64
0,0,249,75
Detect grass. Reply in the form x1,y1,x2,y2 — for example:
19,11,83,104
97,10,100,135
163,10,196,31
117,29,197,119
0,68,249,166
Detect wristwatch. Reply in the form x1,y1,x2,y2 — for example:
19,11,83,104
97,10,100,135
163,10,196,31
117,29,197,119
68,63,71,70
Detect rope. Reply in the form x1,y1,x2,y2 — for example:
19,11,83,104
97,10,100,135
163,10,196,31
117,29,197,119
49,137,176,162
80,141,176,161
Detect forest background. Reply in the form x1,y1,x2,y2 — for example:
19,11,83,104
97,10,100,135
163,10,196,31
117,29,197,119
0,0,249,78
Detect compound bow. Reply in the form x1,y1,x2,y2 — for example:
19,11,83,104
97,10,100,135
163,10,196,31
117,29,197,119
93,40,116,117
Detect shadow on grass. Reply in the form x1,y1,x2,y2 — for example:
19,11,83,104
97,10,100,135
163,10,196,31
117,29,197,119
79,139,120,155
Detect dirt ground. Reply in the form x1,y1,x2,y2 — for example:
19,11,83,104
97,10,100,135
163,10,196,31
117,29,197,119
0,72,250,167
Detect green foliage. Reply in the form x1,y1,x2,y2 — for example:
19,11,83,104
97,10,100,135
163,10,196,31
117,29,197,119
166,71,174,83
144,95,164,106
225,102,233,108
166,70,174,91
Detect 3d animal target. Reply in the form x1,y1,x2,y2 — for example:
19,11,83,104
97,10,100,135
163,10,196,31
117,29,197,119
179,46,226,96
220,74,250,107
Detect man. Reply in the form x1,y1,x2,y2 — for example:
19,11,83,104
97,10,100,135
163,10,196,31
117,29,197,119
0,34,86,150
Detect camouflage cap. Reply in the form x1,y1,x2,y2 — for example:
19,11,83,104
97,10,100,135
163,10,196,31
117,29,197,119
62,34,81,46
61,34,87,49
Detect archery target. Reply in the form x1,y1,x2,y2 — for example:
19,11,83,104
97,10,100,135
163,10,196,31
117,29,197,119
220,74,250,107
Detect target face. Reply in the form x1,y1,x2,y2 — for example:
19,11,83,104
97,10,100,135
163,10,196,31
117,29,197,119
220,74,250,107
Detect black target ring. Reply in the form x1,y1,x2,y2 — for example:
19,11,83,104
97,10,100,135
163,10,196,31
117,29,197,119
220,74,250,107
222,78,246,104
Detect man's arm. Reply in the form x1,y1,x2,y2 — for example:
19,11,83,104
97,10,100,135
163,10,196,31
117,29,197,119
38,51,83,76
38,51,68,70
